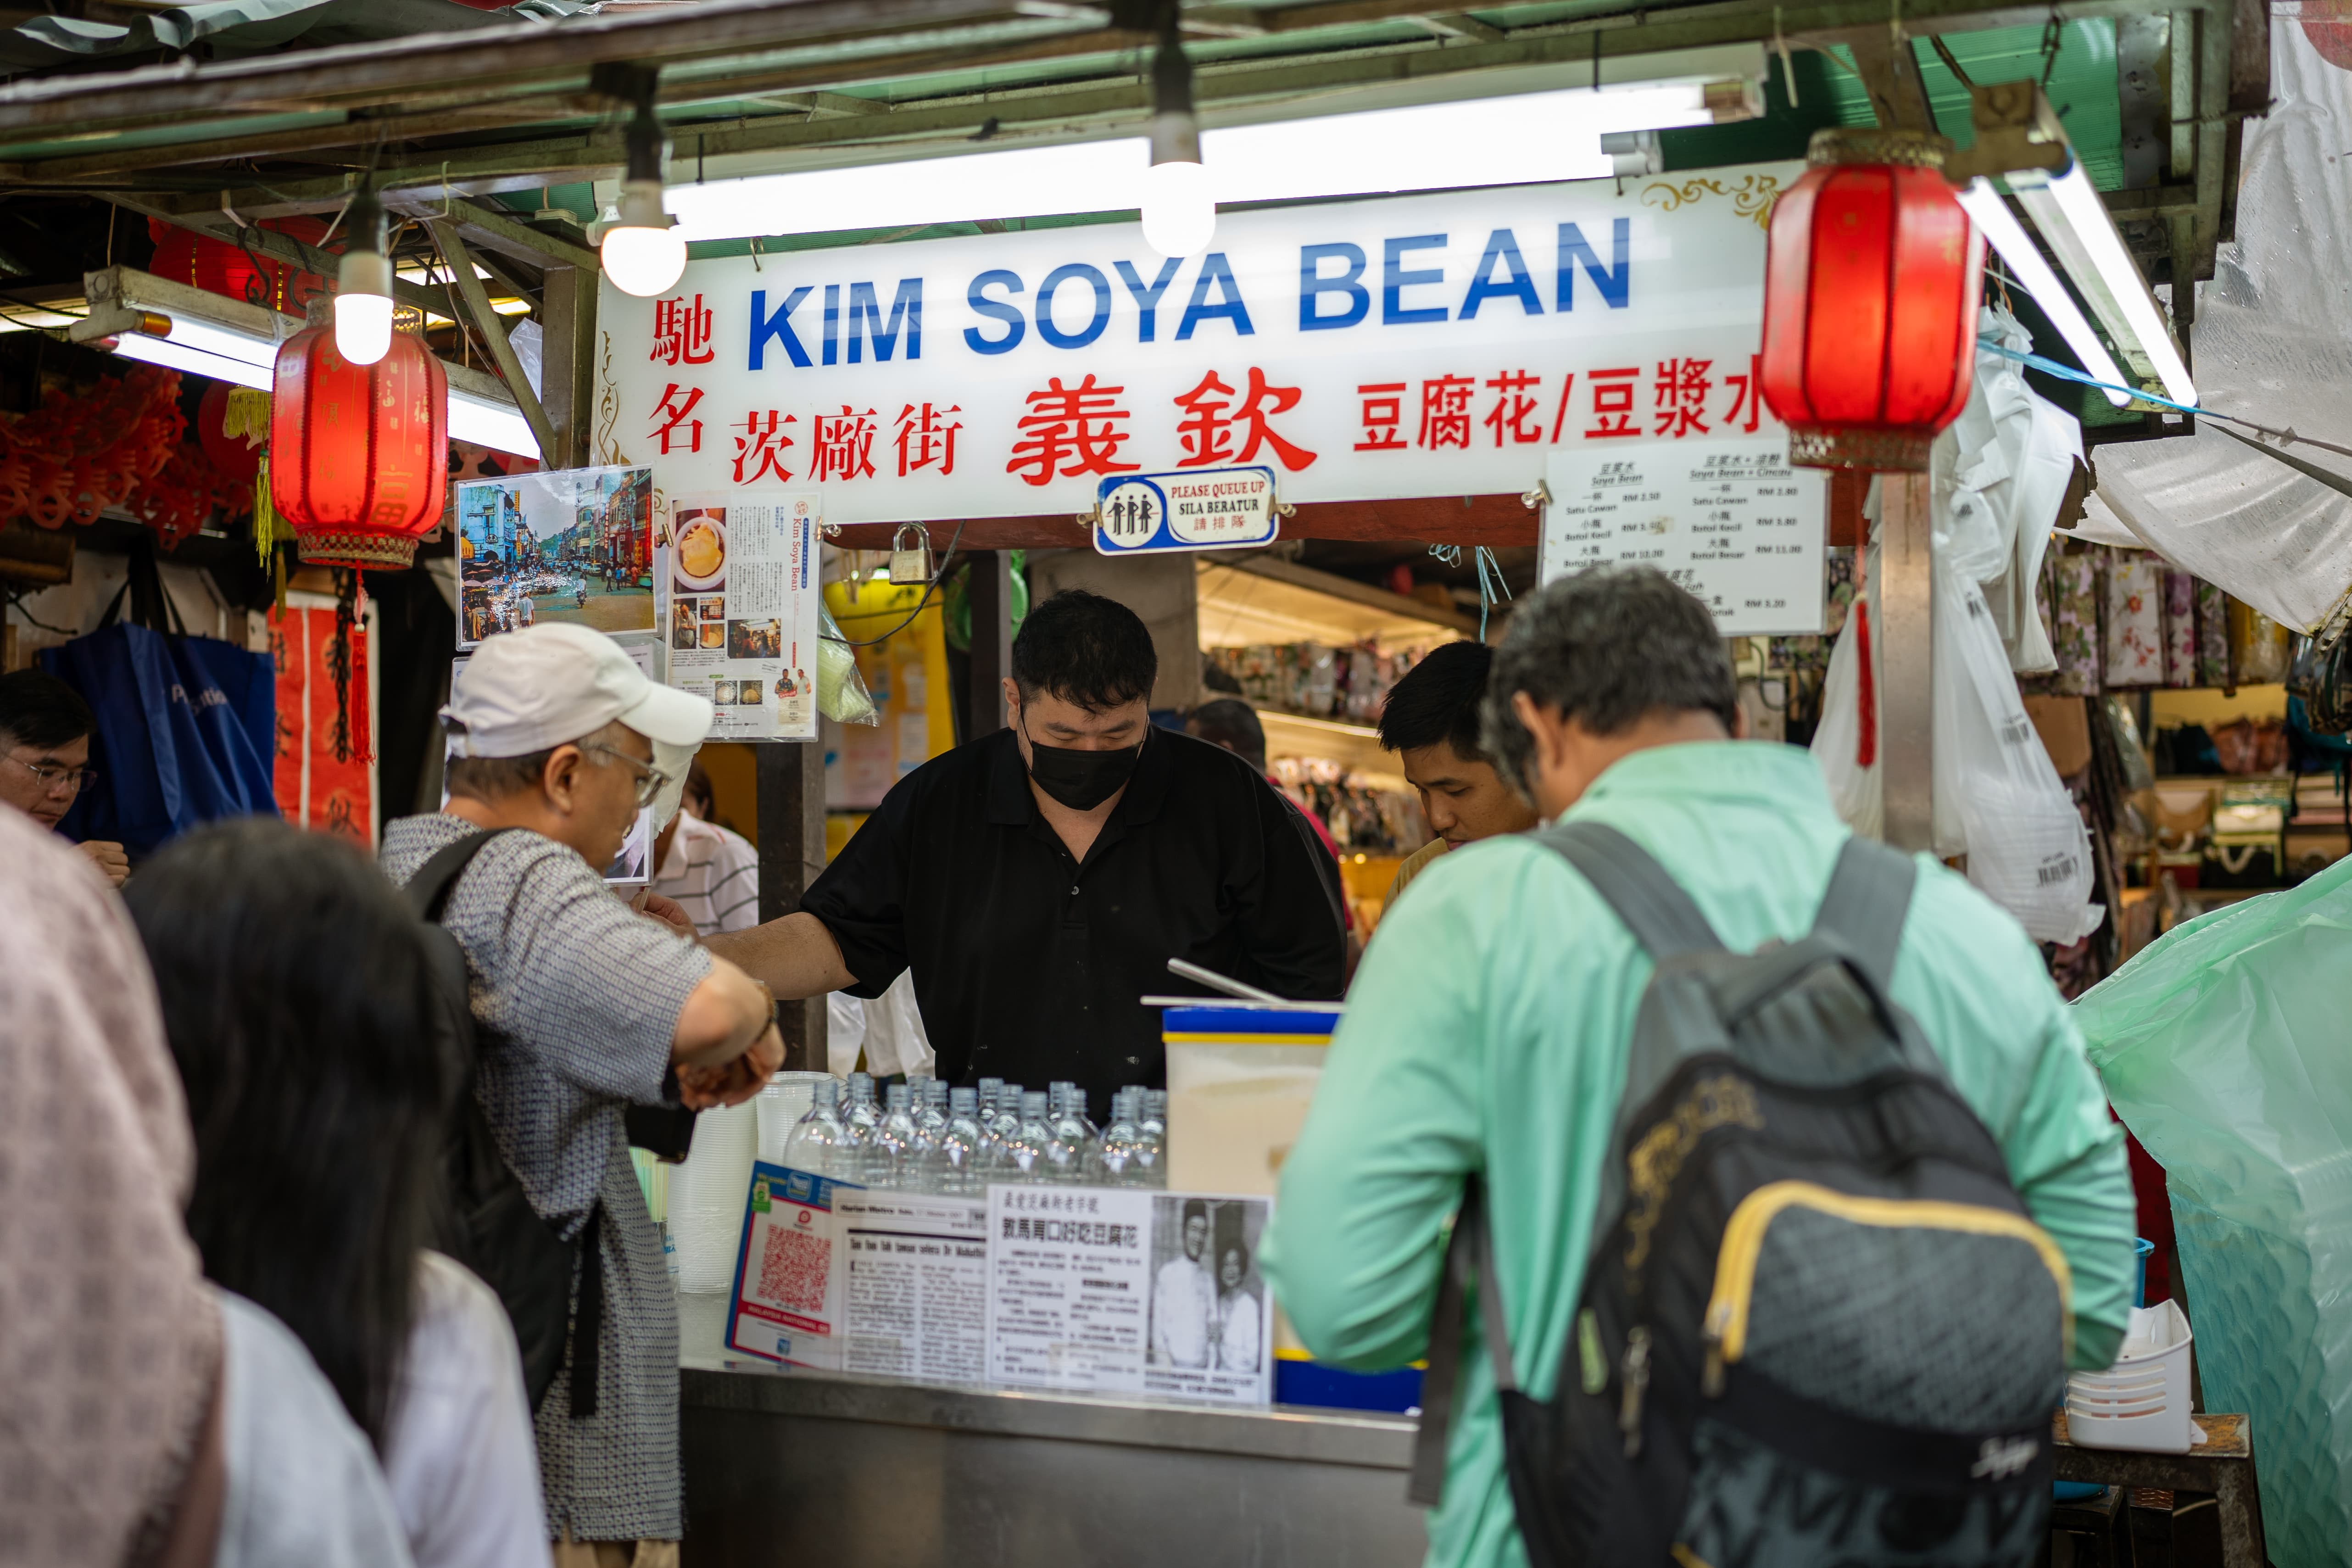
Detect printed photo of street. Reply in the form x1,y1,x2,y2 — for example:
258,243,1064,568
456,467,656,647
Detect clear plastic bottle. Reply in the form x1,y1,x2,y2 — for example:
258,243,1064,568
782,1077,852,1179
977,1077,1006,1121
920,1078,951,1143
1004,1090,1054,1181
1135,1088,1168,1189
878,1083,928,1189
840,1073,881,1181
934,1086,985,1197
1041,1088,1087,1185
984,1081,1026,1176
1094,1089,1145,1187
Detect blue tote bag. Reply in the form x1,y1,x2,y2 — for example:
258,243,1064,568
39,541,278,858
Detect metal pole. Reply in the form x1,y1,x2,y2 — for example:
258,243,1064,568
1878,471,1935,852
756,741,828,1072
538,262,598,469
966,549,1013,740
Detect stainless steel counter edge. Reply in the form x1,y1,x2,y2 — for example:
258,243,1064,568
682,1364,1418,1470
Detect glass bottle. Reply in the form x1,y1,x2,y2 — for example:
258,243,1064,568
782,1077,851,1179
935,1086,985,1197
1004,1090,1054,1182
1094,1089,1144,1187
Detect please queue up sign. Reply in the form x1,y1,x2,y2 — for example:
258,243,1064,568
1094,465,1278,556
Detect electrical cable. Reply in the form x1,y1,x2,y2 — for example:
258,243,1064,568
4,585,76,636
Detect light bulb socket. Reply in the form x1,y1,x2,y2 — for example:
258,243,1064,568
339,246,393,300
1148,17,1199,167
622,77,670,186
615,178,674,232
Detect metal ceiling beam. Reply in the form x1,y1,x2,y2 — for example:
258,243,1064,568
101,194,452,320
422,216,559,462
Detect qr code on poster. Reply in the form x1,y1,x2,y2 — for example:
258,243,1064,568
758,1223,829,1315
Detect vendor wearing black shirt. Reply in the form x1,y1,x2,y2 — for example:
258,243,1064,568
709,589,1346,1116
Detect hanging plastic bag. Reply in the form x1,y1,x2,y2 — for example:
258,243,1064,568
2072,859,2352,1565
1931,552,2103,942
1811,592,1883,838
816,602,877,725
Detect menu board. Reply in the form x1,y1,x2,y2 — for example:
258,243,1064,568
659,492,823,741
1539,438,1828,635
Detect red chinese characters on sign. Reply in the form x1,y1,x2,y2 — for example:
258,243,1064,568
1418,375,1476,450
894,402,962,478
1007,375,1139,487
1722,353,1765,435
651,384,706,455
1483,369,1544,446
1653,358,1712,439
1586,368,1641,440
812,407,879,482
1170,368,1317,470
1354,383,1409,451
734,411,797,485
651,294,714,367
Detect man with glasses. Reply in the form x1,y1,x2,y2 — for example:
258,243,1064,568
380,622,782,1566
0,668,126,887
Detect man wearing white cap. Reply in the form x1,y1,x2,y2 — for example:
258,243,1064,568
381,622,781,1566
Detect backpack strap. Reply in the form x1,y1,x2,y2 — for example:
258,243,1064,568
1808,835,1918,994
1410,1180,1517,1507
1537,821,1725,960
405,827,527,924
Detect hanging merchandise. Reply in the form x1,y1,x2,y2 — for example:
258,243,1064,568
815,603,877,726
1811,579,1882,838
1930,545,2102,942
2073,856,2352,1565
2162,570,2200,687
1943,305,2079,673
270,316,448,569
37,538,278,857
0,365,185,530
266,599,374,846
1761,128,1982,471
2196,579,2233,687
2104,553,2167,687
2230,598,2293,685
2029,549,2102,697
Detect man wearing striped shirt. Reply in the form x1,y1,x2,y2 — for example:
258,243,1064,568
650,764,760,937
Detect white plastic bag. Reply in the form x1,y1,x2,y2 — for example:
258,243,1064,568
1931,554,2103,943
1813,597,1883,838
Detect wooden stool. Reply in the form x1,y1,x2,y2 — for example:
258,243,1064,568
2050,1412,2264,1568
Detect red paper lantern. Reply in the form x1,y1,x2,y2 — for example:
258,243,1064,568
147,216,334,316
1761,128,1982,472
270,323,447,569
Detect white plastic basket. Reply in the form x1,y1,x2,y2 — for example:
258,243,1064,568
2066,1299,2197,1453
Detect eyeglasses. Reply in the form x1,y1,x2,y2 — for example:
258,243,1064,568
579,743,670,809
3,754,99,795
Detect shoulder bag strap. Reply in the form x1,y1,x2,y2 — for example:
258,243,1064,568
404,827,527,924
1409,1180,1519,1507
1807,835,1918,995
1537,820,1726,961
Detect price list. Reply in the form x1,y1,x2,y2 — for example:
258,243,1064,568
1538,438,1828,635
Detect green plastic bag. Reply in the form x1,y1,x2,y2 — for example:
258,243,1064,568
2072,856,2352,1566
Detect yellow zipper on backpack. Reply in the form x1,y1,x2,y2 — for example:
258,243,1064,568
1697,1180,2073,1396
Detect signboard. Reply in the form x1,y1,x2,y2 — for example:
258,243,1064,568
1095,465,1277,555
1538,437,1827,634
658,491,822,741
599,167,1795,525
725,1163,850,1368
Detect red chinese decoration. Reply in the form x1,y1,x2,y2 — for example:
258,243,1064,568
0,366,185,530
1760,128,1981,471
270,322,447,569
147,215,334,314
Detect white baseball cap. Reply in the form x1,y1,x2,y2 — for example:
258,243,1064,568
443,623,713,758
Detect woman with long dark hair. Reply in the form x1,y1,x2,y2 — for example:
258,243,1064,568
127,818,545,1568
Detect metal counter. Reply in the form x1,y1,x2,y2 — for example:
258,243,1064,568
677,1295,1427,1568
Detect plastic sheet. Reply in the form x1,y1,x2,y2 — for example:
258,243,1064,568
2073,859,2352,1565
2085,24,2352,632
816,602,877,725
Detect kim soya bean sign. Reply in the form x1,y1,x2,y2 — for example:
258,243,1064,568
597,166,1805,550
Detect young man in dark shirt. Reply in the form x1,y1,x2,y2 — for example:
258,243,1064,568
711,590,1346,1116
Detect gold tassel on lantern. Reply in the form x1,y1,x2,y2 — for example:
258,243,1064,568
253,449,283,568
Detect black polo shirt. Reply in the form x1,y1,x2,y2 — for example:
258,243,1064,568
800,724,1346,1116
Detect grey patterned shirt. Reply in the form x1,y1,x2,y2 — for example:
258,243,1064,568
382,813,713,1542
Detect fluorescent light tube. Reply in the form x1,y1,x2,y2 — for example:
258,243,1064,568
2012,156,2196,407
666,83,1722,244
150,312,286,370
1955,179,2132,407
106,330,274,391
449,386,539,458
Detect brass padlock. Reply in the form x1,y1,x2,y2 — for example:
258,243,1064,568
888,523,933,586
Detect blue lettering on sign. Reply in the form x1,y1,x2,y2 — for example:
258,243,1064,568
1558,218,1631,311
1382,234,1449,324
748,286,814,369
964,269,1026,355
822,283,842,365
1460,229,1542,318
1036,263,1113,349
847,279,923,362
1298,243,1369,331
1174,253,1254,340
1114,258,1182,342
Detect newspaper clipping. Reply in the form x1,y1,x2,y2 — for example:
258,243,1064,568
838,1190,989,1384
660,491,822,741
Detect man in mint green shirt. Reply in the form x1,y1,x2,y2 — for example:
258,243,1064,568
1262,567,2135,1568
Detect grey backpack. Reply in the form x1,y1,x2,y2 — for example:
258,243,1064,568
1411,822,2070,1568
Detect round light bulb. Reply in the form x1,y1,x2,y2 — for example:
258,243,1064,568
1141,159,1215,258
602,223,687,297
334,290,394,367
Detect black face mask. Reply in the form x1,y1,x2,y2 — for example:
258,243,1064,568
1021,718,1143,810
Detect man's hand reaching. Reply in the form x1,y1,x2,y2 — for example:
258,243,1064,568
630,887,698,941
676,1020,784,1109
